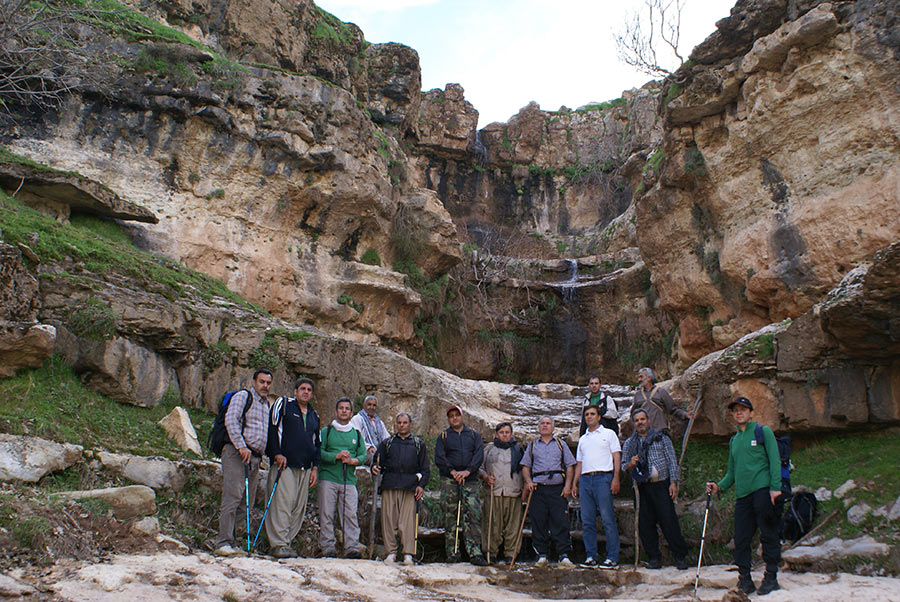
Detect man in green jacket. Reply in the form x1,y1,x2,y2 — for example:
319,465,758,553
318,397,367,558
707,397,782,596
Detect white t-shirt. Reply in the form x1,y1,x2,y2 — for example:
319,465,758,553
576,426,621,473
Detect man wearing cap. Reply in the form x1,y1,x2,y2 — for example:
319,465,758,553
521,416,576,566
622,407,688,569
434,405,487,565
632,367,691,434
707,397,782,596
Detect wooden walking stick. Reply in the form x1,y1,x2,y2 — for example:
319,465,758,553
453,483,463,556
678,387,704,474
368,471,379,559
487,480,495,564
633,480,641,568
509,488,533,568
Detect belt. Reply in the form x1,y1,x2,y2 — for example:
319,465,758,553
583,470,613,475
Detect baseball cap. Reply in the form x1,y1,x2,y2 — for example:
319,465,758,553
728,396,754,411
446,405,462,416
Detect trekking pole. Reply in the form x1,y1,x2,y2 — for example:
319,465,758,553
368,469,378,559
487,479,494,564
251,466,283,553
692,492,713,602
342,463,348,556
633,480,640,569
244,462,251,555
509,488,533,568
453,482,463,556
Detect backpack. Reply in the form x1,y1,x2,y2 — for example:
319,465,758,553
526,437,568,479
780,491,818,542
207,390,252,457
754,424,792,493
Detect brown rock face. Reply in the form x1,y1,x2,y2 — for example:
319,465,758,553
0,243,55,377
639,0,900,367
680,241,900,437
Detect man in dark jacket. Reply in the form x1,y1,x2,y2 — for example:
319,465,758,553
264,377,321,558
434,405,487,565
579,375,619,435
373,412,429,565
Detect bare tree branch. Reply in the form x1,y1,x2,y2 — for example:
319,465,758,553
614,0,686,78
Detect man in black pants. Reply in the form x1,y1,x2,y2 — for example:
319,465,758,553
622,408,688,569
521,416,576,566
707,397,782,595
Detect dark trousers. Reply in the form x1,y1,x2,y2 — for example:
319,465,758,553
530,483,572,557
636,479,688,561
733,487,781,574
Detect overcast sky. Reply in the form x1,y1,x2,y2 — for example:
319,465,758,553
314,0,736,127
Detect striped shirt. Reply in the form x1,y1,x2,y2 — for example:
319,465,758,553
225,388,270,455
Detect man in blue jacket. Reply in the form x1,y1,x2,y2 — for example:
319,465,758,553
434,405,487,565
264,377,321,558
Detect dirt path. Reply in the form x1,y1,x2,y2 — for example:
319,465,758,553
3,552,899,601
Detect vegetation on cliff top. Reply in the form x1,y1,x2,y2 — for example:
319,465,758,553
0,190,265,312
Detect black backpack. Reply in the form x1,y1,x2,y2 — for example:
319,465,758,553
780,491,818,542
207,389,252,457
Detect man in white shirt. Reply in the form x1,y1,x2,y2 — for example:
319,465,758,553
573,405,621,569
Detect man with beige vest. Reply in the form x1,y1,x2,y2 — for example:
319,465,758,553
479,422,525,563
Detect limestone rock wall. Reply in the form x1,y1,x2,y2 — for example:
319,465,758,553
638,0,900,367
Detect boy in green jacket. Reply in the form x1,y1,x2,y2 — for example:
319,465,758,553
707,397,782,595
318,397,367,558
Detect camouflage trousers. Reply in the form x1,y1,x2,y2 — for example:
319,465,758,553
440,478,483,560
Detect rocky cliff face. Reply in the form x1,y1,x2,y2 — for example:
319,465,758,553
639,0,900,367
1,0,898,433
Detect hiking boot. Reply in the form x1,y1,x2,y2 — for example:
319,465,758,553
758,573,781,596
598,559,619,570
645,558,662,569
270,546,297,559
580,557,598,568
345,549,362,560
737,574,756,594
536,555,549,567
446,555,460,563
675,557,688,570
558,555,574,567
403,554,415,566
470,555,488,566
213,544,239,557
321,548,337,558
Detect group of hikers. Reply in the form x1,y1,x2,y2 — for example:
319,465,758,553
212,367,785,596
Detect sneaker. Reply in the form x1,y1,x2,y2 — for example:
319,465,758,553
470,555,488,566
598,559,619,570
558,555,574,567
737,575,756,594
536,555,549,567
271,546,297,559
213,544,239,557
580,557,598,568
676,557,688,570
384,553,397,563
403,554,415,566
645,558,662,569
758,574,780,596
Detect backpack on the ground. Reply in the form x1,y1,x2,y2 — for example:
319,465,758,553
780,491,818,542
207,389,252,457
754,424,792,494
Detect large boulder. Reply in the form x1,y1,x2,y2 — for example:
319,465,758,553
158,407,203,456
0,434,84,482
54,485,156,519
95,451,187,492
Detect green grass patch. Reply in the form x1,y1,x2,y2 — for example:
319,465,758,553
575,97,627,113
0,355,212,459
0,192,264,312
360,248,381,266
